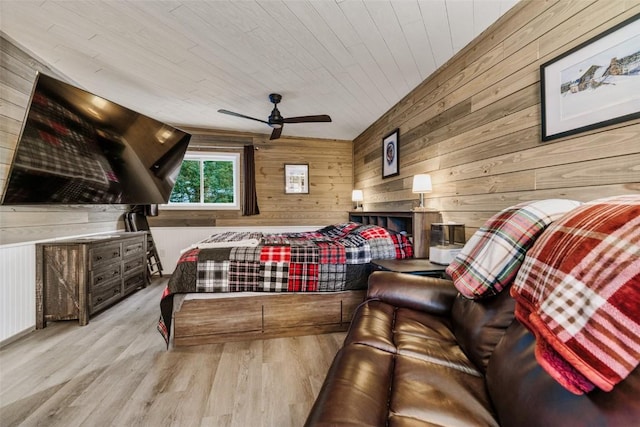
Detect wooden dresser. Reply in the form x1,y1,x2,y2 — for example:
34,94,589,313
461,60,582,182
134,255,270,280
36,232,147,328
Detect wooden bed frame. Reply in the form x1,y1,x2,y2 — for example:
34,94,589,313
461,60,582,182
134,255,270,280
172,290,366,347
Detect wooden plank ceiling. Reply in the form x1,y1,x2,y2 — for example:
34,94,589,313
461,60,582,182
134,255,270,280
0,0,517,141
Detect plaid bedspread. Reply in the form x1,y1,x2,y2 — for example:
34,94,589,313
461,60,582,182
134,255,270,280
158,222,413,344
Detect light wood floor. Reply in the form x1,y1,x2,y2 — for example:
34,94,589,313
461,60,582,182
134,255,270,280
0,278,345,427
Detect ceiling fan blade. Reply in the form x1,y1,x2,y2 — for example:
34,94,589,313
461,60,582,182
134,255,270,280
282,114,332,124
218,109,270,125
270,126,283,140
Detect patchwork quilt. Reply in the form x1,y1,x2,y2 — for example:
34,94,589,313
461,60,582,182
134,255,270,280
158,222,413,344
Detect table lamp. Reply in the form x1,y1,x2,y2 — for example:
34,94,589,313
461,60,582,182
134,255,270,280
352,189,364,210
412,174,432,209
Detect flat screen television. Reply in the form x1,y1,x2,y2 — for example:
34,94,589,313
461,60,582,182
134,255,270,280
1,73,191,205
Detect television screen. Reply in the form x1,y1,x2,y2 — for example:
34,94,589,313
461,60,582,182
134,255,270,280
1,73,191,205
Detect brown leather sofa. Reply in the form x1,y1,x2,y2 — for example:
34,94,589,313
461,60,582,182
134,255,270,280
305,271,640,426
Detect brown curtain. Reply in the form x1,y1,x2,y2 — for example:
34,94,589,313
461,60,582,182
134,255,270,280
242,145,260,216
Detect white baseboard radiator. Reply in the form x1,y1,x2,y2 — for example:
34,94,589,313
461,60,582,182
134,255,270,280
0,243,36,345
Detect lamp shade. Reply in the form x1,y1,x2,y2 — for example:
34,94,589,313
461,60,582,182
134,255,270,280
412,174,432,193
351,189,364,202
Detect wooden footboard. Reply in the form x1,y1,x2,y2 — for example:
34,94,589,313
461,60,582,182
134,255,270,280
173,290,366,346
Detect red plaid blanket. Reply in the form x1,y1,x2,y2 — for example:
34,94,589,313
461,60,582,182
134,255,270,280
511,195,640,394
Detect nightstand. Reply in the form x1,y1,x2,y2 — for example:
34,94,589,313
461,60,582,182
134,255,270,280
371,258,449,278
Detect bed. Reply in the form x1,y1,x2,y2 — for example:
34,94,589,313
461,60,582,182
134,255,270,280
158,222,413,346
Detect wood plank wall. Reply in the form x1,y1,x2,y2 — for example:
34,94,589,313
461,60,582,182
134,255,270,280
0,35,127,245
149,128,353,228
353,0,640,240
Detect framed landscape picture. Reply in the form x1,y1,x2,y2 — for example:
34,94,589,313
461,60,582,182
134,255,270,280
382,128,399,178
540,14,640,141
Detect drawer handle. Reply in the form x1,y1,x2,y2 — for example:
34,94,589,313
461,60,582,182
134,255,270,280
97,297,103,302
112,270,119,276
113,289,120,295
96,276,103,283
96,256,103,261
113,251,119,257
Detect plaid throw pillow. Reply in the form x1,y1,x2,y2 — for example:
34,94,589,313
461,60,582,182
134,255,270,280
446,199,582,299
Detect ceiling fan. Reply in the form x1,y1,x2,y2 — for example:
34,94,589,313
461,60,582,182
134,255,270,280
218,93,332,140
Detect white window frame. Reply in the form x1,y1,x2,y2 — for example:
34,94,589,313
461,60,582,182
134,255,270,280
163,152,240,210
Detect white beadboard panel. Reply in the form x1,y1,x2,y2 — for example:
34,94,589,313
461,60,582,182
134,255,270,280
0,244,36,345
447,0,476,52
0,1,518,141
419,0,454,67
366,0,423,91
152,226,321,274
392,1,438,79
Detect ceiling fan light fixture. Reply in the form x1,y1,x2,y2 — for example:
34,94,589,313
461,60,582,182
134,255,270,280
269,106,283,123
218,93,331,140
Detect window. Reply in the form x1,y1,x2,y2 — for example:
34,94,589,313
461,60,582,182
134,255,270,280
166,153,240,209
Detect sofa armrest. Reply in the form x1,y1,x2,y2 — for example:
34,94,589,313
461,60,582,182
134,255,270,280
366,271,458,315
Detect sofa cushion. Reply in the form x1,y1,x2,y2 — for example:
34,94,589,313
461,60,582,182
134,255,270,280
311,296,499,427
345,301,475,374
343,300,397,353
367,271,458,315
486,321,640,427
446,199,581,299
451,288,516,373
394,307,480,376
306,342,499,427
304,344,395,427
389,354,498,427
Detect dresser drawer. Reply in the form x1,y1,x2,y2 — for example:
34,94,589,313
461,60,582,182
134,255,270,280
90,243,122,268
122,238,145,258
90,281,122,313
90,263,121,288
123,270,146,295
123,257,145,275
